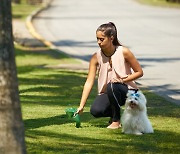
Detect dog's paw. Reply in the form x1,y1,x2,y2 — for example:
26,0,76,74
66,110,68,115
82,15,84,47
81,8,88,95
134,132,143,135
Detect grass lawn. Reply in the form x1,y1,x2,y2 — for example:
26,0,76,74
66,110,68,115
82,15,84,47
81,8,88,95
12,0,42,20
136,0,180,8
15,45,180,154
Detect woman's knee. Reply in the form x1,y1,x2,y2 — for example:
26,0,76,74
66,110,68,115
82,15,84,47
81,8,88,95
90,105,103,118
90,94,111,118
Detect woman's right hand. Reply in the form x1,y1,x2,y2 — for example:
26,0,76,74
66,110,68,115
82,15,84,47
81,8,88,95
77,106,84,114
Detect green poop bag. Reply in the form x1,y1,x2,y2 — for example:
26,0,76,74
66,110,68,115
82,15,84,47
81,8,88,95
65,108,81,128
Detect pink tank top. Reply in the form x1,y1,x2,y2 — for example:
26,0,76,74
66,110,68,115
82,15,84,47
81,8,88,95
96,46,138,94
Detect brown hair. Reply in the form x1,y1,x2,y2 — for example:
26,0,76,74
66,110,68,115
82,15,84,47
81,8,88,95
96,22,121,46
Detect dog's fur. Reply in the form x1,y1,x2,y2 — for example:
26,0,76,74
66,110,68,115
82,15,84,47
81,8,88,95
121,90,154,135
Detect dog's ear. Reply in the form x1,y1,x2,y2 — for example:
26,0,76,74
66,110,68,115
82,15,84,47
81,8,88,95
135,89,139,93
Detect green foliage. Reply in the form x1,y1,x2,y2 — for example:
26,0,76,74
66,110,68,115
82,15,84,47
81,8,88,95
16,46,180,153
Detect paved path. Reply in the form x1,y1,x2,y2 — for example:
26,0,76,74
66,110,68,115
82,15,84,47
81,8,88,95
33,0,180,104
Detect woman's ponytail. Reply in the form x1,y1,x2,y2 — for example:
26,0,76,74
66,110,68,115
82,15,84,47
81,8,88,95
96,22,121,46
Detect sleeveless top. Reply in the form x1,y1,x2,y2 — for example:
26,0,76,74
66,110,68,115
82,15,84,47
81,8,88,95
96,46,138,94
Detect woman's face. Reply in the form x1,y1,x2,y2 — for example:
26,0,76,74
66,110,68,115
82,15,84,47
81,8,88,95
96,31,112,50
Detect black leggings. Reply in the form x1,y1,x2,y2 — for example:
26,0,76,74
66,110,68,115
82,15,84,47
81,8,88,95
90,82,128,122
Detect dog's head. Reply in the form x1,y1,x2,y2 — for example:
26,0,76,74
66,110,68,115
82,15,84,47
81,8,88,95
125,90,147,111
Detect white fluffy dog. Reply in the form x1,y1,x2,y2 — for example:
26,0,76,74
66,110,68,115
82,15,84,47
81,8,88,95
121,90,154,135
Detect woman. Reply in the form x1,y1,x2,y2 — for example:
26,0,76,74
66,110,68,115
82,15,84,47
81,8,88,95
77,22,143,129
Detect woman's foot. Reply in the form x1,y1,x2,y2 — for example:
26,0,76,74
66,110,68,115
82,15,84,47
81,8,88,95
107,121,121,129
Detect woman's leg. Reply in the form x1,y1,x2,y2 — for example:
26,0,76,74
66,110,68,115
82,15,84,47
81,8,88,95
107,82,128,124
90,93,112,118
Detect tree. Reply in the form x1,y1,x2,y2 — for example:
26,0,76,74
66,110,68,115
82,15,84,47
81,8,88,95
0,0,26,153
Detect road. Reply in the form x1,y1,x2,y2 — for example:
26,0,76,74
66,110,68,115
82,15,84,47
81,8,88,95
33,0,180,104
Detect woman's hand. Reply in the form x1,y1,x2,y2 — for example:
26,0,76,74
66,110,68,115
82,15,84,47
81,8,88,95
77,106,84,114
111,78,124,83
123,47,143,81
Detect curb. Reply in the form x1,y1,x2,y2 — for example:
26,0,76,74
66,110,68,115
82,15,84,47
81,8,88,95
25,0,56,50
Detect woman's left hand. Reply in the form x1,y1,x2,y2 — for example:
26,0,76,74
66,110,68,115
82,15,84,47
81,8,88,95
111,78,124,83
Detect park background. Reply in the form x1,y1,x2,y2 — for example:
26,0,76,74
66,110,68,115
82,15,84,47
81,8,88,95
3,0,180,153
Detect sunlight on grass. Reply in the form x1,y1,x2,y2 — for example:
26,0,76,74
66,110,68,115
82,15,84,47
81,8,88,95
16,45,180,153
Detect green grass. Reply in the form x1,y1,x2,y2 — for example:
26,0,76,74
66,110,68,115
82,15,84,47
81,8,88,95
136,0,180,8
15,45,180,153
12,0,41,20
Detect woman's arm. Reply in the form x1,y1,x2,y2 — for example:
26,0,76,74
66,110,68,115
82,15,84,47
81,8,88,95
122,47,143,83
77,53,98,114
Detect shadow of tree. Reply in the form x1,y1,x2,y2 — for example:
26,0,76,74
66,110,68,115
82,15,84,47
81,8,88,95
25,128,180,153
15,47,69,60
146,84,180,105
138,57,180,63
24,112,94,130
14,37,45,47
19,70,90,107
24,115,67,130
13,14,23,19
17,46,180,153
53,40,97,48
19,62,180,153
142,87,180,117
19,67,179,144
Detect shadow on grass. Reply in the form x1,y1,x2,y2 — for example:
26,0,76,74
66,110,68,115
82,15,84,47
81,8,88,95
24,114,67,130
17,45,180,153
19,67,179,126
143,90,180,118
13,14,23,19
25,128,180,154
19,62,180,153
15,46,70,60
24,112,94,130
19,70,93,108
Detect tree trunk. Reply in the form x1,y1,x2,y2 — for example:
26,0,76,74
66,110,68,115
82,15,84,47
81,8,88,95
0,0,26,153
12,0,21,4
